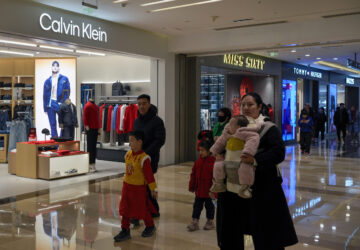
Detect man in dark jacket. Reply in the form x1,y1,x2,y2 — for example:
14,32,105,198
334,103,349,142
133,94,166,218
59,98,78,140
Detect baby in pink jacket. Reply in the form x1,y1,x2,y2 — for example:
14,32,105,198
210,115,261,198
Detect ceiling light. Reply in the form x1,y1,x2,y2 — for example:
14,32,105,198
0,39,37,47
333,57,338,60
76,50,106,56
113,0,128,3
82,0,98,9
40,45,73,52
291,49,296,53
320,223,324,229
315,61,360,74
0,50,34,57
284,43,297,47
141,0,175,6
149,0,222,13
36,52,40,55
316,57,321,60
305,54,310,57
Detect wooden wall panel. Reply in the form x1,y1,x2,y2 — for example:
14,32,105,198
13,58,35,76
0,58,13,76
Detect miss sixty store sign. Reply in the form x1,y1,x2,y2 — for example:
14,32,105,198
39,13,108,43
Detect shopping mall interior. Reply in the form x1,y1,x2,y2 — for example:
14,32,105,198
0,0,359,249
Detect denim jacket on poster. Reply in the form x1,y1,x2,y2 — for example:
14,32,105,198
43,74,70,112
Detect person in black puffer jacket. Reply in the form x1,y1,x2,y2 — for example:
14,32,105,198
133,94,166,218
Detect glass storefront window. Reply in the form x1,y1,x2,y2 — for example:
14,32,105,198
282,79,297,141
328,84,337,133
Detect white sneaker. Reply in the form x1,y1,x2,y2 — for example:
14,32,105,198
89,164,97,173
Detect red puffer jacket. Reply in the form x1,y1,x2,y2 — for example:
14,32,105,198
189,156,216,198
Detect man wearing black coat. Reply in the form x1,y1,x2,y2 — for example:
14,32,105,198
59,98,78,140
133,94,166,217
334,103,349,142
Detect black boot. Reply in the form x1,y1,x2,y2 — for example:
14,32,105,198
141,226,156,237
114,228,131,242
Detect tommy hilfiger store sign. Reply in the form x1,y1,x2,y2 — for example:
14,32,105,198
39,13,108,43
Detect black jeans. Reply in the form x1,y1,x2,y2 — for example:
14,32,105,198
86,129,98,164
300,132,312,153
192,197,214,220
315,126,325,140
147,185,160,215
61,126,75,140
336,126,347,141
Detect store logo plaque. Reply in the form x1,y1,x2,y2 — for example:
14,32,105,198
40,13,108,43
293,67,322,79
224,54,266,70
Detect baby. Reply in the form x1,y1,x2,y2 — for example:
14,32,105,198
210,115,261,198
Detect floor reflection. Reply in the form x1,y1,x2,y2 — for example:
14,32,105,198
0,140,359,249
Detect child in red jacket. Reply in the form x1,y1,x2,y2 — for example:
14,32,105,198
188,140,216,231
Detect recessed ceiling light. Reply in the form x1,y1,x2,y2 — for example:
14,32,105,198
316,57,321,60
305,54,310,57
76,50,106,56
0,39,37,47
0,50,34,57
113,0,128,3
39,45,73,52
315,61,360,74
149,0,222,13
141,0,176,6
333,57,338,60
291,49,296,53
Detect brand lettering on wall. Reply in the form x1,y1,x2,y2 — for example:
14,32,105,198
293,67,322,79
40,13,108,43
224,54,266,70
346,77,355,85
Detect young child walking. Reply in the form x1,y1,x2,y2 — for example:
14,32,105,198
298,110,313,155
114,130,158,242
188,140,216,231
210,115,261,198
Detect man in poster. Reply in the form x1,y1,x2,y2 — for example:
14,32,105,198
43,61,70,137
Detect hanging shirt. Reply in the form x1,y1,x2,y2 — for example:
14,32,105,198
51,74,59,100
119,105,128,133
99,104,106,128
123,104,138,134
112,104,119,130
107,105,114,132
116,105,123,134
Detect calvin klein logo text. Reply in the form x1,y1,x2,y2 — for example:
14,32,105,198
40,13,108,43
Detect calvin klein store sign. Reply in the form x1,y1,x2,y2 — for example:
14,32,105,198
39,13,108,43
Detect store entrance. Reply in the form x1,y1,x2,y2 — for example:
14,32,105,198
345,86,359,110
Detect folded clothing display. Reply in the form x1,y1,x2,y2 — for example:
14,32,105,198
26,140,56,144
2,83,11,88
14,83,25,88
25,84,34,88
1,95,12,100
41,151,59,156
51,137,73,142
57,150,70,156
38,145,58,151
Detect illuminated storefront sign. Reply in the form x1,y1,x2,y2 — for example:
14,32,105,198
39,13,108,42
223,54,266,70
346,77,355,85
293,67,322,79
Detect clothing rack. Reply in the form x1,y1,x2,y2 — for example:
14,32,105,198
99,96,137,104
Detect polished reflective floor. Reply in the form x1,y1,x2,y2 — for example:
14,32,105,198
0,139,359,249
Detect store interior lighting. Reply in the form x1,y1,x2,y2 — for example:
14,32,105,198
315,61,360,75
0,50,34,57
0,39,37,47
149,0,222,12
39,45,74,52
76,50,106,56
141,0,176,6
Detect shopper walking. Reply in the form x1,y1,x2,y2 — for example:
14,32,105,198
213,107,232,141
59,98,78,140
314,107,327,142
133,94,166,217
188,140,216,231
298,110,313,155
334,103,349,143
217,92,298,250
83,98,99,172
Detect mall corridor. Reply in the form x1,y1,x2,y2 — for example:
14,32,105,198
0,141,358,250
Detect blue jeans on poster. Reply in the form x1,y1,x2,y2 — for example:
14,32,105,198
46,106,59,138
